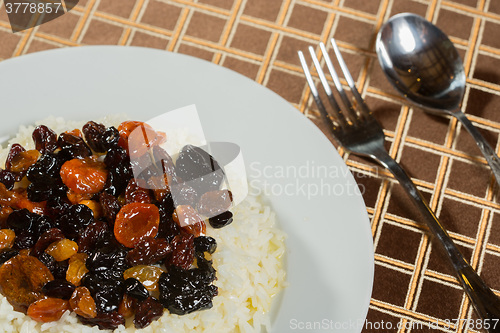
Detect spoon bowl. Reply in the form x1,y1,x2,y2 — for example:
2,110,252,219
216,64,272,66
376,13,500,186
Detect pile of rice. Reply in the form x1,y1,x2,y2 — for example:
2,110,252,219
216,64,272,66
0,116,286,333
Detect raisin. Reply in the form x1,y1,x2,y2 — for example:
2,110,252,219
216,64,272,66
0,249,19,265
66,253,89,286
45,196,71,220
104,147,128,169
7,208,37,232
78,311,125,330
126,238,171,266
194,236,217,254
124,278,149,301
118,293,136,318
197,189,233,217
32,228,65,257
134,296,164,329
13,230,36,250
172,205,206,237
9,150,40,173
0,170,16,190
45,239,78,261
102,127,120,150
0,229,15,250
27,297,69,322
124,179,152,204
58,204,94,238
33,125,58,154
82,121,107,153
99,191,121,225
58,133,92,159
70,286,96,318
114,203,160,248
94,286,124,313
41,279,76,299
165,233,195,270
78,200,102,219
208,211,233,229
123,265,164,292
27,153,61,183
0,255,54,312
78,221,111,254
60,158,108,194
86,246,128,281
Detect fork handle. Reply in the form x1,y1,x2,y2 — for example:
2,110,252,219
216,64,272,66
372,146,500,331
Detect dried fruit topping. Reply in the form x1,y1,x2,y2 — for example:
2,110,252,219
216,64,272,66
194,236,217,254
60,158,108,194
0,229,15,250
33,125,58,154
0,249,19,265
32,228,65,257
78,221,112,254
123,265,164,292
99,191,121,225
58,133,92,160
5,144,26,171
172,205,203,228
197,189,233,217
42,279,76,299
0,255,54,312
134,296,164,329
120,121,166,155
209,211,234,229
114,203,160,248
70,286,97,319
165,233,195,270
79,311,125,330
0,170,16,190
45,239,78,261
10,150,41,174
82,121,107,153
118,293,136,318
124,278,149,301
126,238,171,266
125,179,152,204
58,204,94,238
27,297,69,322
66,253,89,286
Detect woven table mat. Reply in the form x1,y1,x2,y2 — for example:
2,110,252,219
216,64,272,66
1,0,500,332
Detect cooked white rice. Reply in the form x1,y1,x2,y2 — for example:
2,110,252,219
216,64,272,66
0,116,286,333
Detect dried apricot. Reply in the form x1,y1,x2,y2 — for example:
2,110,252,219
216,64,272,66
0,229,15,250
45,239,78,261
114,203,160,248
123,265,164,292
60,158,108,194
66,253,89,286
0,255,54,312
118,121,165,154
70,286,96,318
27,297,69,322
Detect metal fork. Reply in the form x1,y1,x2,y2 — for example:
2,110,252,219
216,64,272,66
299,39,500,331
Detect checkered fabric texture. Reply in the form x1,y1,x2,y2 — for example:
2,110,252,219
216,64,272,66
1,0,500,332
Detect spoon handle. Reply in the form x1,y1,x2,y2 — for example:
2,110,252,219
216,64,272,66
372,146,500,332
453,111,500,187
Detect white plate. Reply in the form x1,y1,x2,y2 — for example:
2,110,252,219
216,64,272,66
0,47,374,332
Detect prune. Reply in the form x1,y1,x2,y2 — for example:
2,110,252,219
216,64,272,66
158,264,218,315
194,236,217,254
124,278,149,301
208,211,233,229
0,255,54,312
99,191,121,225
197,190,232,217
59,204,94,238
58,133,92,159
60,158,108,195
123,265,164,292
78,221,111,254
83,121,107,153
78,311,125,330
27,297,69,322
66,253,89,286
0,249,19,265
33,125,58,154
126,238,171,266
0,170,16,190
32,228,65,257
175,145,224,194
42,279,76,299
70,286,96,318
13,230,36,250
165,233,195,270
5,143,25,171
114,203,160,248
134,296,164,329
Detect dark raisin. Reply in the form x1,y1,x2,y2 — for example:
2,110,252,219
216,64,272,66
124,278,149,301
165,233,195,270
27,182,52,202
5,143,25,171
208,211,233,229
104,164,132,197
13,230,36,249
32,125,58,154
99,192,121,225
0,249,19,265
52,260,69,280
38,252,57,272
58,133,92,159
36,216,54,236
124,179,151,204
32,228,65,257
134,296,164,329
78,221,111,254
94,287,124,313
194,236,217,254
78,311,125,330
42,279,76,299
102,127,120,150
59,204,94,238
86,246,128,281
7,208,37,232
83,121,107,153
104,147,128,168
45,196,71,220
26,153,61,183
0,170,16,190
126,238,171,266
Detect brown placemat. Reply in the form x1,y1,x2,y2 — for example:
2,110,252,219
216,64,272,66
1,0,500,332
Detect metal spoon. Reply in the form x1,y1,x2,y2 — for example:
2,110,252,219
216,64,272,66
376,12,500,187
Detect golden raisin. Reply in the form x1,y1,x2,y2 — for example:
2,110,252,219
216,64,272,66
66,253,89,286
0,255,54,312
118,294,136,318
60,158,108,194
9,150,40,173
123,265,164,292
45,239,78,261
114,203,160,248
0,229,15,250
27,297,69,322
69,286,96,319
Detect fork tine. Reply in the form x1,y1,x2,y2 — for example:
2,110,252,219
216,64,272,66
330,38,371,117
298,51,338,134
306,46,348,128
